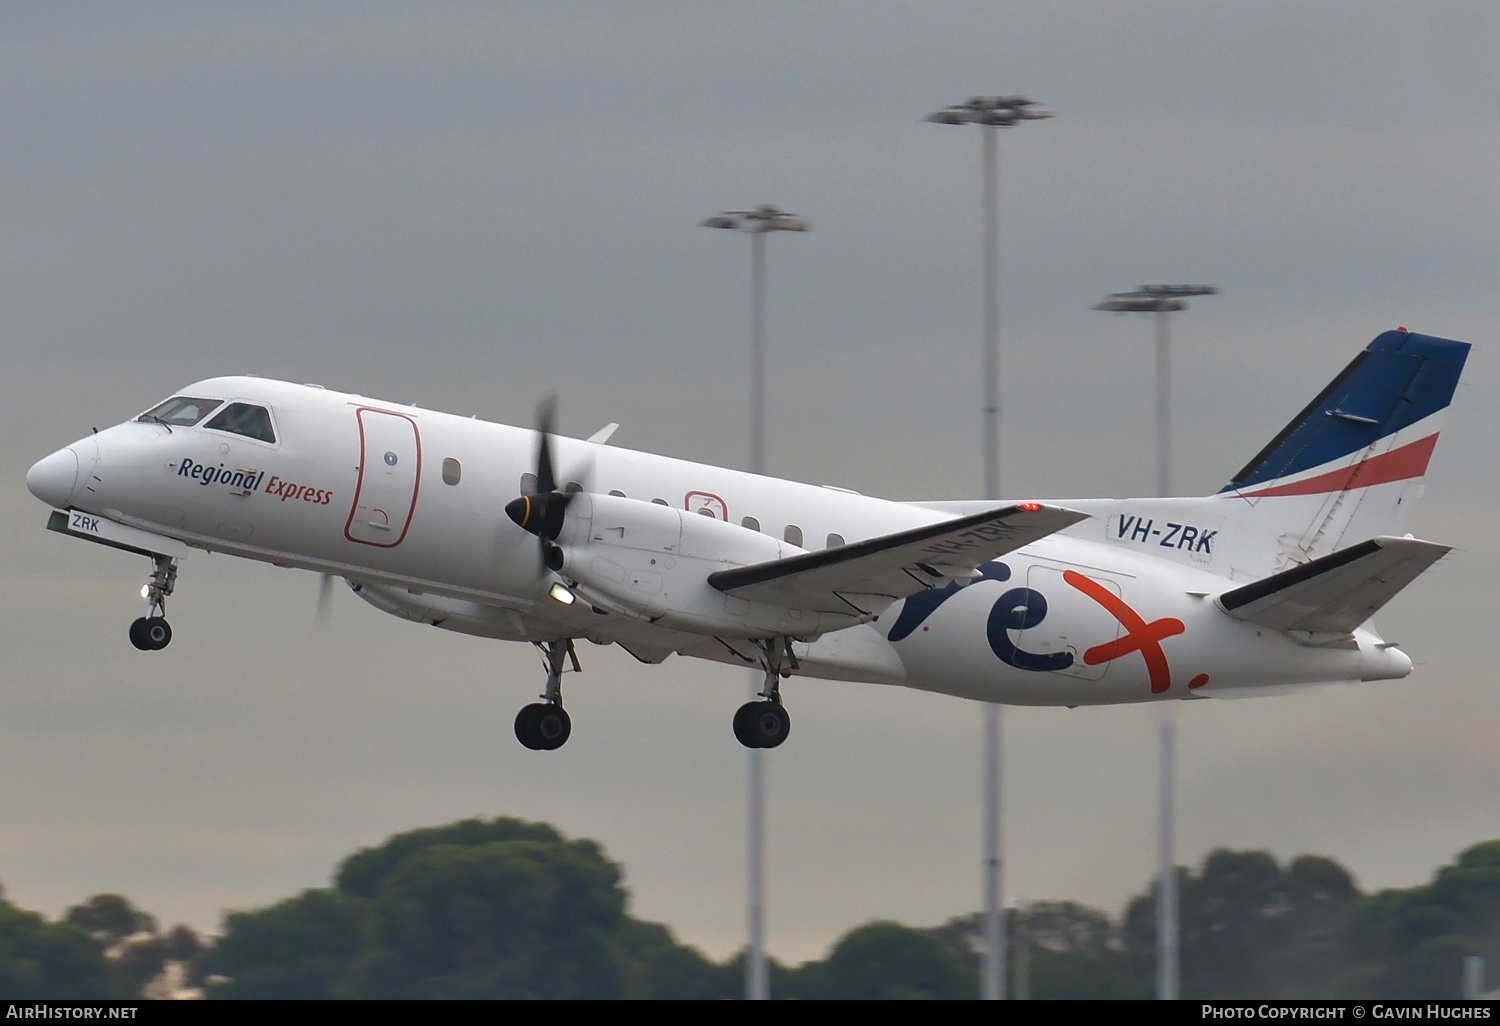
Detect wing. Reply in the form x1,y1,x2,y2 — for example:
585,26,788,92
1216,535,1449,633
707,503,1088,615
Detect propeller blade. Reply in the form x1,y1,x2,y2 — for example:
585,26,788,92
314,573,335,630
505,393,577,577
534,393,558,496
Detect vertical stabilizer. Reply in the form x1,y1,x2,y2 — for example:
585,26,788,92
1216,329,1468,575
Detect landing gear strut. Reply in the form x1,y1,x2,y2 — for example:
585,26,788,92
515,639,577,751
733,636,795,749
129,555,177,652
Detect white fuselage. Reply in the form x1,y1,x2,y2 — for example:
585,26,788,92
35,376,1412,706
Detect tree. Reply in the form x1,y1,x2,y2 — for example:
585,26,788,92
929,903,1147,999
784,922,976,999
197,889,368,999
335,818,564,899
618,919,738,999
112,925,203,997
189,819,1500,1000
0,900,127,998
1121,848,1362,998
346,838,646,998
199,816,724,999
1329,841,1500,998
62,894,156,944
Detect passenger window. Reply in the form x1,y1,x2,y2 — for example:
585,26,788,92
565,482,583,493
520,473,539,494
138,396,221,427
742,516,761,532
609,489,627,498
826,533,845,548
697,507,716,517
651,498,668,506
442,458,461,485
203,403,276,443
784,525,803,546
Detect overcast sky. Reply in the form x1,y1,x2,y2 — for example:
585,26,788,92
3,2,1499,963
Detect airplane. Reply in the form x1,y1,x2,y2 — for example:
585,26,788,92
25,328,1469,751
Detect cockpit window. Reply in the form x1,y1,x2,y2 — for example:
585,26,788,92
203,402,277,444
137,396,222,427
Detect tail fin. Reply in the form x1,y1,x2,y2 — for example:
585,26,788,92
1218,328,1468,575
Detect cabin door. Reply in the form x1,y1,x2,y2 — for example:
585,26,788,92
345,408,421,547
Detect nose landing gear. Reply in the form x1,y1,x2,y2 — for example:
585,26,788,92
733,636,795,749
515,639,578,751
129,555,178,652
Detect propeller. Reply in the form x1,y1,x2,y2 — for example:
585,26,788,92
505,395,573,573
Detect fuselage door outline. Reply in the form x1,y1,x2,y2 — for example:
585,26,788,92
1018,564,1122,681
345,407,422,548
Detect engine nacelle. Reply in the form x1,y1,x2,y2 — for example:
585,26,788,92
554,492,860,639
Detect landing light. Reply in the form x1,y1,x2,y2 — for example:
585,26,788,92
140,585,151,599
549,583,576,605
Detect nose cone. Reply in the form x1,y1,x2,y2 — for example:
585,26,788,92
27,447,80,508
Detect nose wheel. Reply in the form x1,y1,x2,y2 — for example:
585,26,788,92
516,639,579,751
733,698,790,749
129,617,172,651
733,636,797,749
515,703,572,750
129,555,178,652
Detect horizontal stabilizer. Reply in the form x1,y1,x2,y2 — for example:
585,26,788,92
1217,535,1449,633
708,503,1087,614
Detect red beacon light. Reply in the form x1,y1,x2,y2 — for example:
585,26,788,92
1018,502,1041,512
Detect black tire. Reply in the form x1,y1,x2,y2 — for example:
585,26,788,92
534,705,571,750
734,700,790,749
732,701,762,748
143,619,172,651
128,618,152,651
514,704,543,750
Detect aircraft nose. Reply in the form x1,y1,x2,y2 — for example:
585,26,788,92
27,447,79,508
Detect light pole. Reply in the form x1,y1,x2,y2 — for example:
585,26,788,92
1091,285,1218,496
702,204,809,1001
1092,283,1218,1000
925,94,1052,1002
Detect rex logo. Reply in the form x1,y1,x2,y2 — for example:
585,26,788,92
890,563,1205,693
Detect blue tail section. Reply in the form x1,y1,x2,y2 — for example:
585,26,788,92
1221,330,1470,494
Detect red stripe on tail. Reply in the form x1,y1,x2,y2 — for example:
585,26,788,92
1240,433,1439,499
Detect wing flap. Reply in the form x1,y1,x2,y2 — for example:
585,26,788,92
707,503,1088,613
1216,535,1449,633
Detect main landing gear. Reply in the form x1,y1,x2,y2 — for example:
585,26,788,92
733,636,795,750
129,555,177,652
515,639,577,751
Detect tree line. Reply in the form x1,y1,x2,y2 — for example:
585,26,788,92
3,816,1498,998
